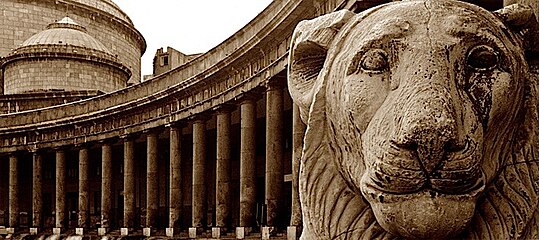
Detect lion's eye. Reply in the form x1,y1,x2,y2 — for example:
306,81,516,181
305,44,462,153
361,49,388,72
467,45,499,71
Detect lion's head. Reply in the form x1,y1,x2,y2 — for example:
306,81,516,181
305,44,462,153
289,0,539,239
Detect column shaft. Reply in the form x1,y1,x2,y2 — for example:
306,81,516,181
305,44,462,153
265,85,284,226
192,119,207,228
9,155,18,228
32,153,43,228
169,126,182,228
124,138,136,228
56,150,66,228
290,104,306,226
239,99,256,227
79,147,89,228
101,143,112,228
146,132,158,228
216,110,231,227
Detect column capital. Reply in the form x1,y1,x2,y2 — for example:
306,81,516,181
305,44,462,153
143,126,164,136
166,121,187,129
213,104,235,114
120,133,140,141
235,91,261,104
189,114,211,123
98,138,118,146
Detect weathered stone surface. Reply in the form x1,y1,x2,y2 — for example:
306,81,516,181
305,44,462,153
101,143,112,228
216,109,232,228
123,138,136,228
146,132,159,228
239,99,257,228
169,126,182,229
32,153,42,228
78,147,89,228
55,150,66,228
265,84,284,227
289,0,539,239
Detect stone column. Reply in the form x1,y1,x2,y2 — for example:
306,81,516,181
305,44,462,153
9,154,18,229
55,149,66,230
146,131,159,230
169,124,183,233
215,107,232,233
101,142,113,230
265,83,284,228
32,152,43,229
192,117,207,232
288,104,306,239
123,137,136,231
78,147,90,229
239,98,257,231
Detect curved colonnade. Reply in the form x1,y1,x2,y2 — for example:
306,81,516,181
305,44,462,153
0,0,346,238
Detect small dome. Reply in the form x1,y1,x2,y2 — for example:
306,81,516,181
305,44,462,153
20,17,111,54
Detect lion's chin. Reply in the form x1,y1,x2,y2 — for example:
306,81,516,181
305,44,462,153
360,177,485,239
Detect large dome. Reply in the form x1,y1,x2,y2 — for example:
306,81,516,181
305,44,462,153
2,17,131,94
20,17,112,54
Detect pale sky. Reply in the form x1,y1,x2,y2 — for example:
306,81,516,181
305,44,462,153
111,0,273,77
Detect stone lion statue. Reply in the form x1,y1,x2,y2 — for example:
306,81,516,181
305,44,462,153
288,0,539,239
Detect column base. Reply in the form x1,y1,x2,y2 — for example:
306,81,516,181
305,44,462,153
53,227,62,235
98,227,108,236
262,226,274,240
6,228,15,234
29,228,39,235
287,226,301,240
121,227,131,236
143,227,152,237
189,227,202,238
236,227,251,239
212,227,224,238
166,228,176,237
75,228,84,235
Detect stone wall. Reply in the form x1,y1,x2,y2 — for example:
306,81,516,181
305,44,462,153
0,91,101,114
0,0,145,84
3,58,129,94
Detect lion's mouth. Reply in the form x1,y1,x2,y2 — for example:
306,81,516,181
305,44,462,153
359,139,486,239
364,138,483,194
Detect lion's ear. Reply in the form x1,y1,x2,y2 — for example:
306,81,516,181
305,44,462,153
288,10,354,122
495,4,539,55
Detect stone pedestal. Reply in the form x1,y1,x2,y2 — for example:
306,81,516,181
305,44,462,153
212,227,223,238
29,228,39,235
236,227,250,239
143,227,152,237
239,99,257,228
262,226,272,240
188,227,199,239
75,228,84,235
6,227,15,234
98,227,108,236
53,227,62,235
287,226,301,240
120,227,131,236
166,227,176,237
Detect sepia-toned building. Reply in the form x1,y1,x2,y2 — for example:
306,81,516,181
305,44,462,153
0,0,507,238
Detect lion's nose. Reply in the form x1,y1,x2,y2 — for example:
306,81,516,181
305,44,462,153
393,90,463,174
